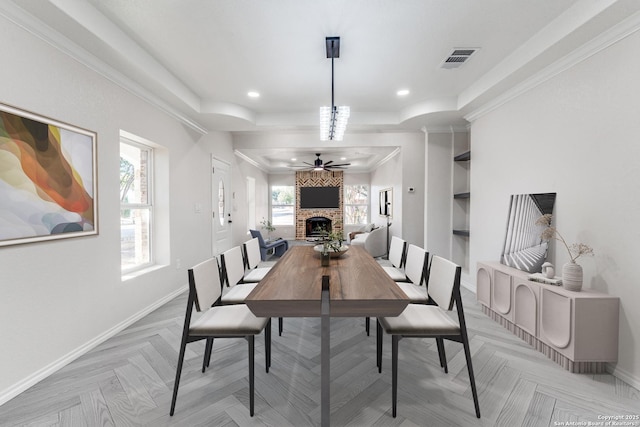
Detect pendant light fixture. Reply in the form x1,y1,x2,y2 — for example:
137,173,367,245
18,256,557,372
320,37,350,141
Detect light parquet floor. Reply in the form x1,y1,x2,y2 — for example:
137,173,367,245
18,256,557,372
1,288,638,427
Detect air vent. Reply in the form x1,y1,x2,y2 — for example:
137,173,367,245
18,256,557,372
441,48,478,69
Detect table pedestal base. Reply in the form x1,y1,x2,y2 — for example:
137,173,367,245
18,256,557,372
321,276,330,427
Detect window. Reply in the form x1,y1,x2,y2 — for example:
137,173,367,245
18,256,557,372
271,185,294,225
120,140,153,273
344,184,369,225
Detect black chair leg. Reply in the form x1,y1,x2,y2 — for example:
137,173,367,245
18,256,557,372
202,338,214,372
462,335,481,418
170,335,189,416
365,317,370,336
392,335,400,418
278,317,283,336
265,319,271,373
376,319,383,373
436,337,448,373
248,335,255,416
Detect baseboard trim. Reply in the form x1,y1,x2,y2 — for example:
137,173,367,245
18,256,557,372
461,278,476,293
0,285,187,406
607,363,640,391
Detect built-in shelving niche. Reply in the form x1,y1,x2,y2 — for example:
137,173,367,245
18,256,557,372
452,138,470,271
453,150,470,162
452,149,470,237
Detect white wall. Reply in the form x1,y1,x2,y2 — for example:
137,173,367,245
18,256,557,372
371,152,402,237
365,134,425,247
232,156,269,243
469,29,640,387
0,15,231,402
401,137,426,248
425,131,454,261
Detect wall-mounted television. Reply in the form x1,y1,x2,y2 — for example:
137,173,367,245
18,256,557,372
300,186,340,209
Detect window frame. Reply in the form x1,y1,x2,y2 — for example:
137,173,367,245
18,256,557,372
344,184,369,225
120,138,154,274
270,185,295,226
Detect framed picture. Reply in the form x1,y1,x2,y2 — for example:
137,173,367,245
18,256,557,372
379,187,392,218
501,193,556,273
0,103,98,247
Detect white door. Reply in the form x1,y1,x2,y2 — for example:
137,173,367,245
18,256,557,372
212,157,233,255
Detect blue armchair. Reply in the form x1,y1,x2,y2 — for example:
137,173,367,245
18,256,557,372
250,229,289,261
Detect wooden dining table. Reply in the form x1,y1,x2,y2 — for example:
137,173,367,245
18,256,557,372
245,244,409,426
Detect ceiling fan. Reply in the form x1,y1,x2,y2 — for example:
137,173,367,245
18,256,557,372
294,153,351,171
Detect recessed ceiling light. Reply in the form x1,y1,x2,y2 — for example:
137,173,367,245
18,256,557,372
247,91,260,98
291,158,297,161
397,89,410,96
340,157,347,161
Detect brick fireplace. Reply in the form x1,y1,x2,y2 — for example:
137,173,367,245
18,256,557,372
295,170,343,240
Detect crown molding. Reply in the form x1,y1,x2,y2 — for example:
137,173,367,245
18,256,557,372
371,147,401,171
459,0,618,111
423,125,470,134
465,9,640,123
234,149,268,172
0,1,208,135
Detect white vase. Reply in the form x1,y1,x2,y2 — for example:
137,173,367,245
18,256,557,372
562,261,583,291
541,262,555,278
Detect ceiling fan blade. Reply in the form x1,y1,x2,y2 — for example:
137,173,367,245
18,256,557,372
290,154,350,171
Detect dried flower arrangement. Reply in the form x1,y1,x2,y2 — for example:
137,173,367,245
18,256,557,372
536,214,594,262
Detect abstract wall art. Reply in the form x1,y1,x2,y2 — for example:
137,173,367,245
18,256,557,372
501,193,556,273
379,188,392,218
0,103,97,246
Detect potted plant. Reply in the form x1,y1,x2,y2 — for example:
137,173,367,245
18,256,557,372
260,217,276,240
314,228,347,266
322,229,346,254
536,214,593,291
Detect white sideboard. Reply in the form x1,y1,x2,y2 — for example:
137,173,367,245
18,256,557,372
477,261,619,373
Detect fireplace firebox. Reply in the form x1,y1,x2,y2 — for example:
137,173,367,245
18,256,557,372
306,217,332,237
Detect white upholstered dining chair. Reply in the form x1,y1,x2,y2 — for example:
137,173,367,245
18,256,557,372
243,237,272,282
365,238,419,336
243,237,284,335
394,244,429,303
380,236,407,281
376,255,480,419
170,257,271,417
220,245,259,304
